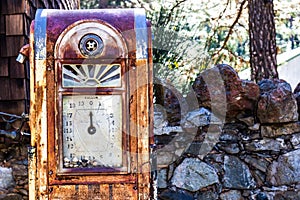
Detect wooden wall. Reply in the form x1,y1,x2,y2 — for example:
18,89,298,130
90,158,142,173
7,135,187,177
0,0,79,119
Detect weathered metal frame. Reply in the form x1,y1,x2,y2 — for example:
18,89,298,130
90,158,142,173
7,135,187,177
53,60,131,178
55,59,130,175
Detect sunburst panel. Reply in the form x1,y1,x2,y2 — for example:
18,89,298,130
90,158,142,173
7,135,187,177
62,64,121,87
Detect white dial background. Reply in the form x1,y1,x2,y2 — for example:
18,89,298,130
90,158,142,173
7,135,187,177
62,95,123,168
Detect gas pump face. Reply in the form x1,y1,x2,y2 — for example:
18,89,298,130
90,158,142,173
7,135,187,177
29,9,153,199
53,20,130,174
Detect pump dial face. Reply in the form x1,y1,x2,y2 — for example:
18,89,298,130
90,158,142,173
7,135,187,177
62,95,123,169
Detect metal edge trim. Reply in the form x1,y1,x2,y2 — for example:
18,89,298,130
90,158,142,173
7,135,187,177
134,9,148,59
34,9,48,60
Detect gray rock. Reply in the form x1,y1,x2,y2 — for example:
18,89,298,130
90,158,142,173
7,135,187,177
204,154,224,163
156,131,197,166
198,132,222,159
220,190,244,200
185,129,222,159
244,138,287,152
267,149,300,186
255,192,269,200
171,158,219,192
185,142,204,156
223,155,256,189
219,133,239,142
157,151,174,167
0,167,15,189
274,190,300,200
153,104,168,136
182,107,223,130
220,123,247,142
159,188,194,200
291,132,300,149
182,108,211,128
197,190,219,200
252,170,267,187
217,142,240,154
157,168,167,189
241,155,270,173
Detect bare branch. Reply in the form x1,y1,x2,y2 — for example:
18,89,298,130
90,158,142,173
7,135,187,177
204,1,230,50
218,0,231,20
212,0,247,57
162,0,188,25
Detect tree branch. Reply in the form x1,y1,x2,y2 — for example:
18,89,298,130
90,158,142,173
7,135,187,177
212,0,247,57
204,0,230,50
163,0,188,25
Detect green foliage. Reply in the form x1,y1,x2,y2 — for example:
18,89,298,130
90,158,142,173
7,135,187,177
80,0,99,8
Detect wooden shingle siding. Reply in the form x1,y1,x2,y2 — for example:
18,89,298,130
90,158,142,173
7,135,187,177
6,14,24,35
24,15,32,36
2,0,27,14
0,0,79,116
0,78,27,100
1,36,25,57
0,58,9,76
10,78,27,100
0,15,5,34
10,57,26,78
0,78,11,100
0,100,27,114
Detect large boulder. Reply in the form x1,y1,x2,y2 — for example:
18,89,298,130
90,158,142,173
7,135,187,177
257,79,298,123
171,158,219,192
223,155,256,189
191,64,260,122
267,149,300,186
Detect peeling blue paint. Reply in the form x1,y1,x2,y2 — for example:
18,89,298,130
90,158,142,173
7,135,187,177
134,9,148,59
34,9,47,60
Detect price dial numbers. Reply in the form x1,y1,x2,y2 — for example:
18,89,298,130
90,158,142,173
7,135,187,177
62,95,123,168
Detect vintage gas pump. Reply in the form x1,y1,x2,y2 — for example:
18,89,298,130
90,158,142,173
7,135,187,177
28,9,153,199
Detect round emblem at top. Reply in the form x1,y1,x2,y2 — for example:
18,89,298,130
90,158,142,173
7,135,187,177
79,34,104,57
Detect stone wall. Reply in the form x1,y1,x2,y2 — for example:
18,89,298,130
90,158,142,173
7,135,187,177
155,64,300,200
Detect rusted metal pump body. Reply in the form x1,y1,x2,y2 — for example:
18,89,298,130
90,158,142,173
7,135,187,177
28,9,153,200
